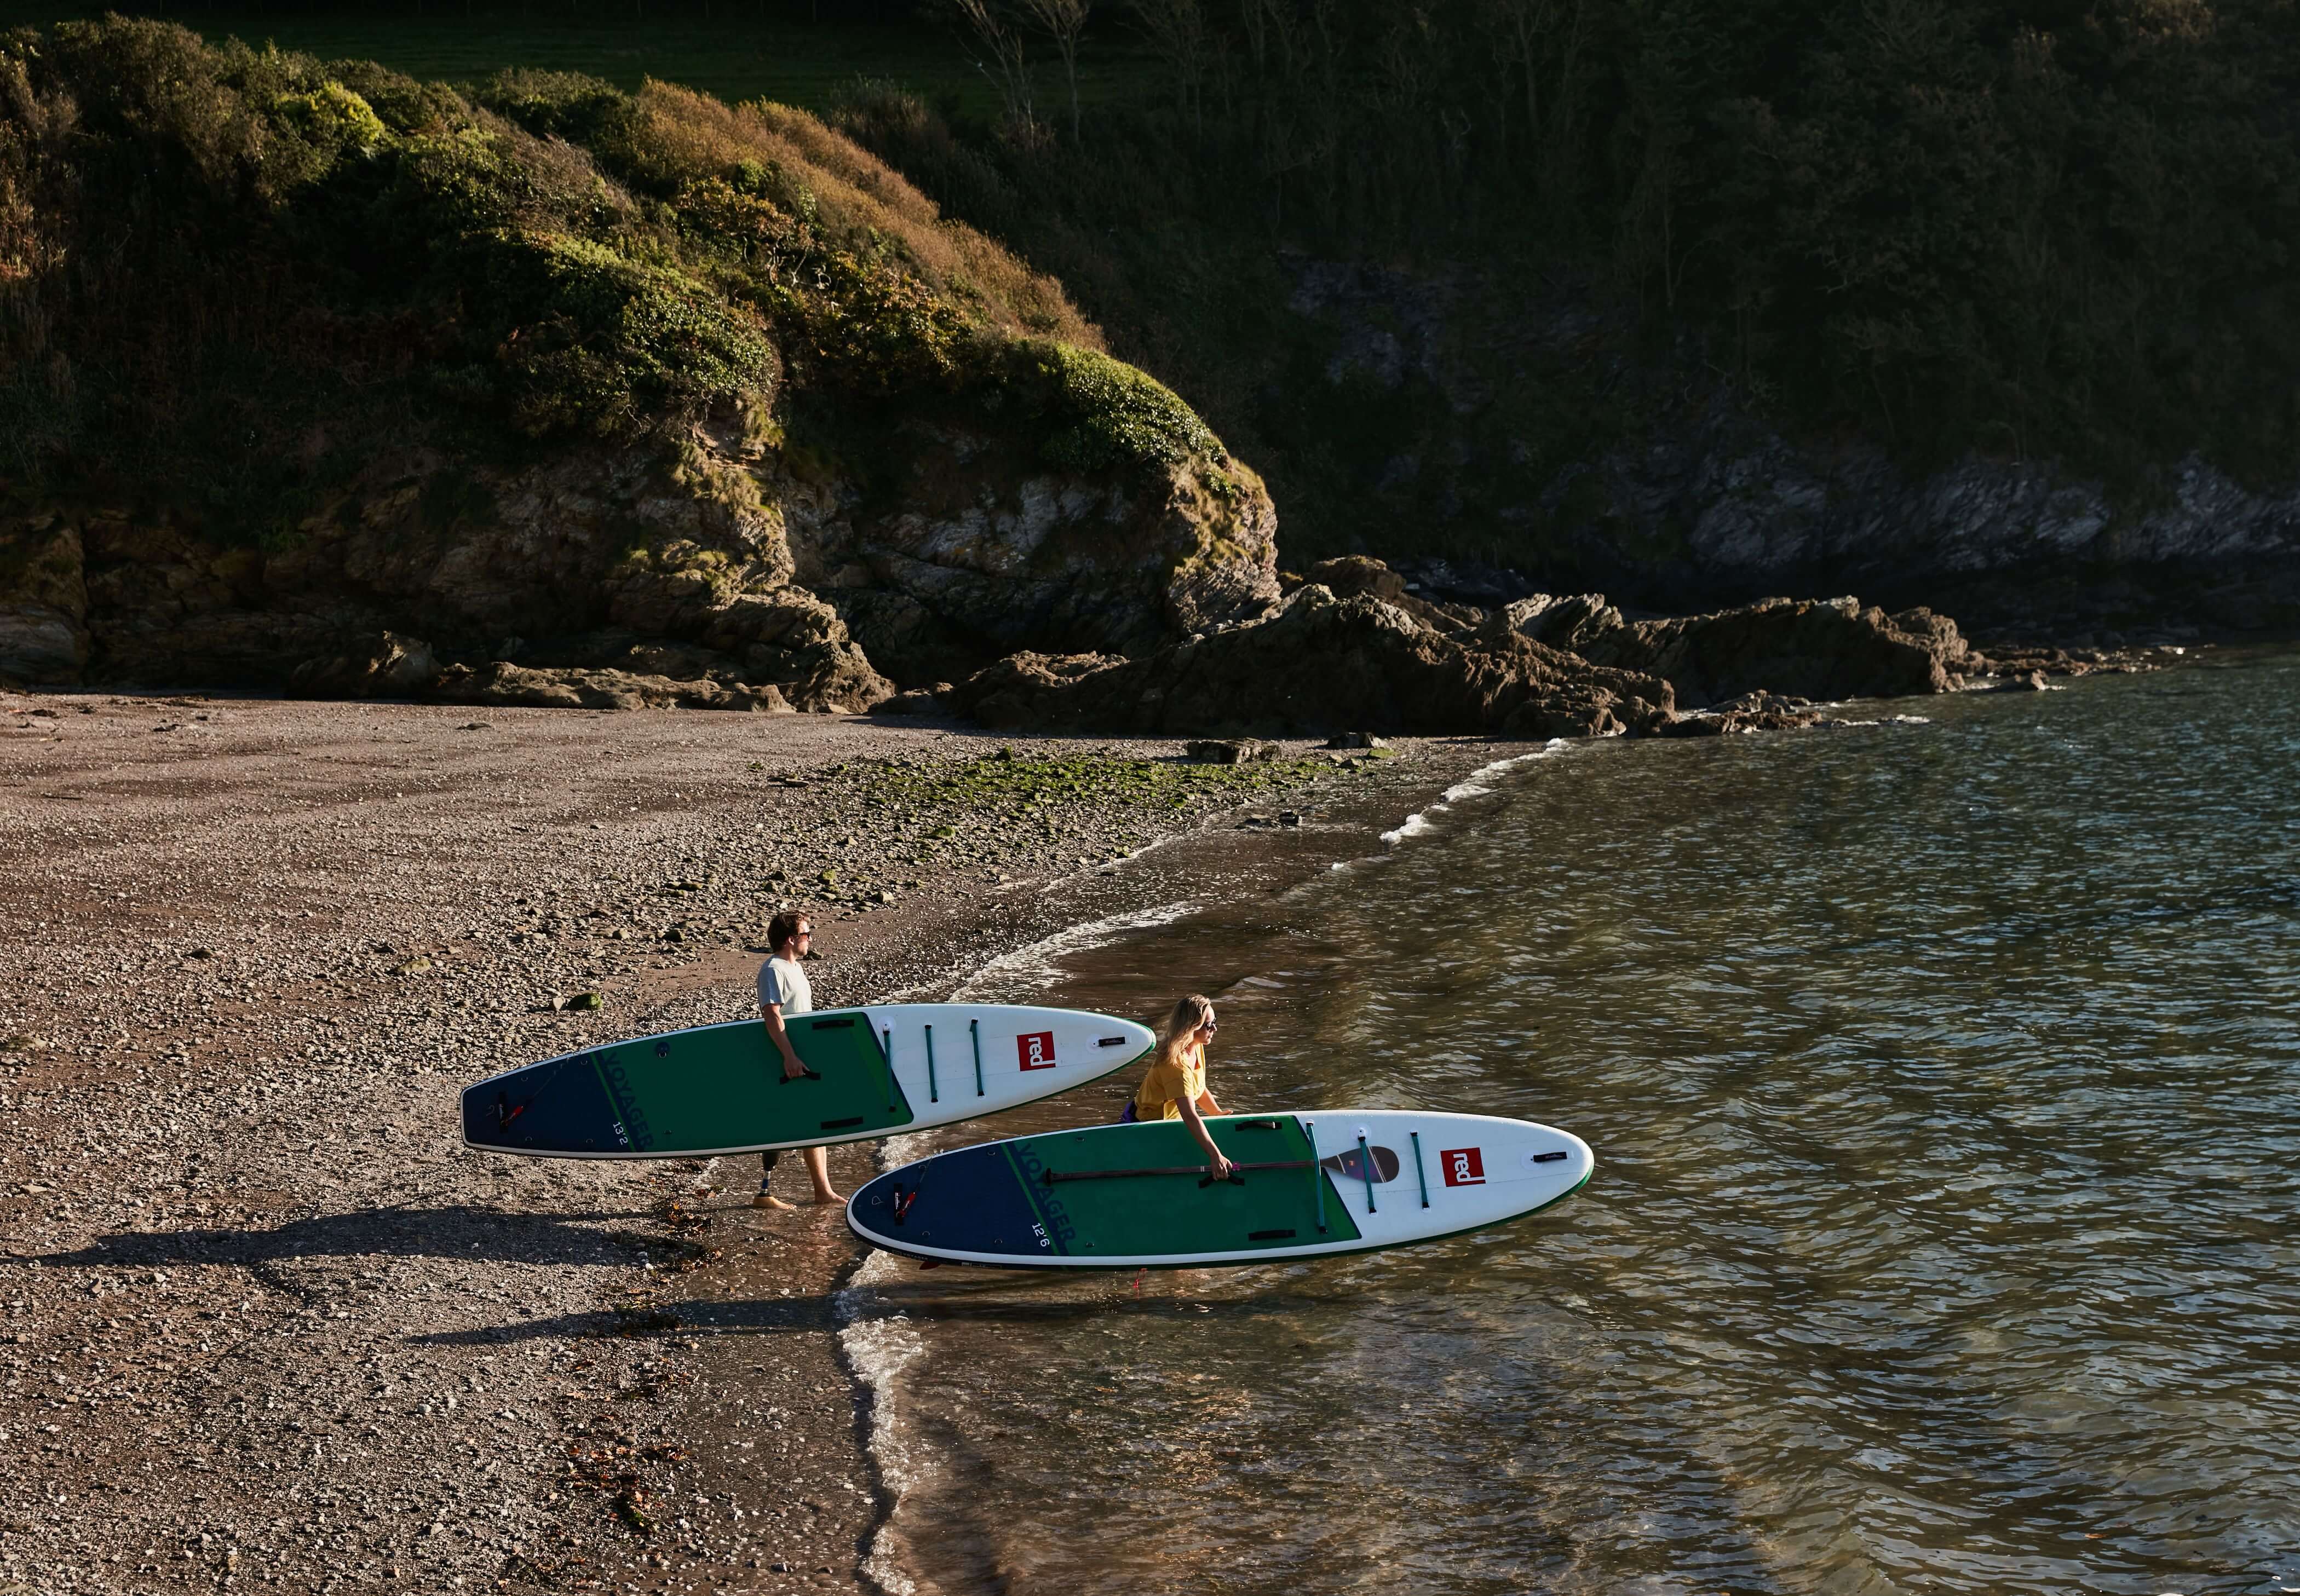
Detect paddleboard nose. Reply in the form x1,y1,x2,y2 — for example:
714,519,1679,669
462,1082,528,1149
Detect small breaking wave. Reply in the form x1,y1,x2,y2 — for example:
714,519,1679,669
848,906,1199,1592
837,1250,927,1596
953,899,1200,1001
1379,741,1568,847
1378,811,1437,845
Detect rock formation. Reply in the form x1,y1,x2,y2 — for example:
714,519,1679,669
0,406,1274,710
943,561,2019,739
811,439,1279,688
947,584,1676,738
1277,258,2300,643
1542,595,1974,707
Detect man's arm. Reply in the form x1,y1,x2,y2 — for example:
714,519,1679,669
763,1002,808,1079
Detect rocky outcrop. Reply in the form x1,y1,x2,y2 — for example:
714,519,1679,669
6,433,886,705
1560,596,1974,707
944,558,2020,740
0,405,1273,708
0,519,89,684
1280,258,2300,642
948,585,1676,737
803,435,1280,686
1655,691,1830,736
286,632,440,699
0,31,1279,707
430,663,795,713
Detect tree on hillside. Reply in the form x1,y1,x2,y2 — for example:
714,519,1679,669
941,0,1040,140
1133,0,1208,138
1022,0,1092,142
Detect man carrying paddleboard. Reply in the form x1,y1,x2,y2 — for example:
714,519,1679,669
754,912,843,1210
1128,994,1232,1182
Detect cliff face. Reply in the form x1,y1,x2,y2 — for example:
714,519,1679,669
1277,261,2299,642
790,408,1277,687
0,410,1278,702
0,24,1277,699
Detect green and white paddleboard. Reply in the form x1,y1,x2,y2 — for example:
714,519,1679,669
847,1110,1594,1269
461,1004,1153,1159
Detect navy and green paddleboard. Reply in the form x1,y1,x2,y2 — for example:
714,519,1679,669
461,1004,1153,1158
847,1110,1594,1269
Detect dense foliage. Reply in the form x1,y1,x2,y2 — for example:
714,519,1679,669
0,19,1222,540
842,0,2300,520
994,340,1226,473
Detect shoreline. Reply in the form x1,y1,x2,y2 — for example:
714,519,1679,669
0,690,1501,1594
544,726,1511,1595
638,733,1516,1596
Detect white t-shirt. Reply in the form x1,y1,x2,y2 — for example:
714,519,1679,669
758,954,813,1017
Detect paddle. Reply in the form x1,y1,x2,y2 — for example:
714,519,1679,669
1042,1159,1313,1188
1042,1144,1407,1189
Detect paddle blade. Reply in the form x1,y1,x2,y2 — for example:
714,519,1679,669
1321,1145,1401,1184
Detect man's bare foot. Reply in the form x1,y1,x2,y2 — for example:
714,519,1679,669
752,1191,797,1211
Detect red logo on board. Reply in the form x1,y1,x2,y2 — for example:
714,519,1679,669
1440,1147,1486,1186
1017,1032,1057,1070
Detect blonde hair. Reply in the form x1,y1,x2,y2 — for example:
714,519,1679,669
1153,994,1215,1069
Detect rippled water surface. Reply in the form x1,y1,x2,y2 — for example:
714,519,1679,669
843,650,2300,1596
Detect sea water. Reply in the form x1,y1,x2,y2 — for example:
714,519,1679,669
841,648,2300,1595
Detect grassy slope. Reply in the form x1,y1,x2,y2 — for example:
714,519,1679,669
0,17,1232,556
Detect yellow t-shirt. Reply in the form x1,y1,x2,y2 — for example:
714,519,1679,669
1132,1050,1206,1121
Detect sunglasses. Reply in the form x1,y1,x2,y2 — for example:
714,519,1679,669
1198,1017,1218,1032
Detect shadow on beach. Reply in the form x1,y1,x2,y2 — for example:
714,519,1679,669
414,1280,1367,1350
28,1203,659,1274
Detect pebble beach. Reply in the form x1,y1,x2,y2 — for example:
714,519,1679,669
0,690,1482,1594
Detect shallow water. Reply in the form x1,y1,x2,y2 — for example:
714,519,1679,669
842,650,2300,1596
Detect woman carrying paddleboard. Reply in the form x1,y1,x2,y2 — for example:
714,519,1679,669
1125,994,1232,1181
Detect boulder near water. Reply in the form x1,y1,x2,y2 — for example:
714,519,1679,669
948,585,1676,737
1568,595,1974,707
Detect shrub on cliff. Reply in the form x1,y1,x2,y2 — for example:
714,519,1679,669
994,342,1228,473
0,19,1221,540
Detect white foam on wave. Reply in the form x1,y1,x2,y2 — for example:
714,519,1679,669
1378,811,1438,845
952,898,1200,1001
838,1123,953,1595
836,1251,927,1596
843,902,1199,1591
1379,740,1568,848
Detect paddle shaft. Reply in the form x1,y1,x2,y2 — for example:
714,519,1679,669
1043,1159,1312,1185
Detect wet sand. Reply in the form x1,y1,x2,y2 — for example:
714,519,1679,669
0,690,1488,1593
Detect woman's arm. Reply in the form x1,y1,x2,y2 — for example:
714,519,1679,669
1176,1094,1232,1180
1195,1089,1223,1116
